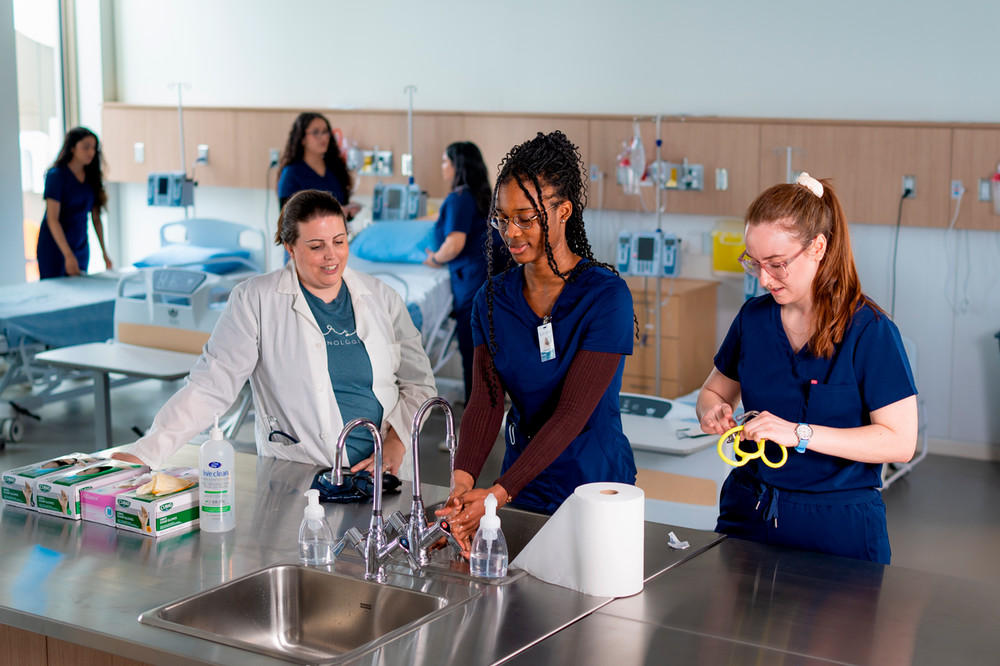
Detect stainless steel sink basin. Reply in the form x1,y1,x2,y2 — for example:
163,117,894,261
140,563,473,664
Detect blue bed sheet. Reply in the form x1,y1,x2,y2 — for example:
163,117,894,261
0,276,120,348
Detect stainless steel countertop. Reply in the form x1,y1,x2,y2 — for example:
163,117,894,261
509,536,1000,664
0,448,722,666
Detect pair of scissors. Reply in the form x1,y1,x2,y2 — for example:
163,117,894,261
716,410,788,469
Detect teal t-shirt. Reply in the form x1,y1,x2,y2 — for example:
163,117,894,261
301,284,384,464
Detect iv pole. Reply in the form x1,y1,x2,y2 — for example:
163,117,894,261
404,85,417,184
168,82,192,219
654,115,663,392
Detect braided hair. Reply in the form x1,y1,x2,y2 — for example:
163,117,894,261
482,131,621,406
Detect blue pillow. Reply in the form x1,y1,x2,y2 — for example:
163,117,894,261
133,245,254,275
351,221,435,264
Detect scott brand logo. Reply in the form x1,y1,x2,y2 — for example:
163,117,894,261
209,461,221,469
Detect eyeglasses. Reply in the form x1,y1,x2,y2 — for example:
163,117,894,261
266,415,299,446
306,129,330,138
738,238,815,279
489,201,561,233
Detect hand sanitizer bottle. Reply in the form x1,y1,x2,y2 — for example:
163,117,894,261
199,414,235,532
299,489,335,566
470,493,507,579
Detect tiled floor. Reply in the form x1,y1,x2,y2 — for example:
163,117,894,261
2,377,998,586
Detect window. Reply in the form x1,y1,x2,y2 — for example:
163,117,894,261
15,0,64,281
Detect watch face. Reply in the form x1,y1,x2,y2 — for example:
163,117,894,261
795,423,813,440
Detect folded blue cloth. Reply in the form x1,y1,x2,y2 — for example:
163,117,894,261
351,221,436,264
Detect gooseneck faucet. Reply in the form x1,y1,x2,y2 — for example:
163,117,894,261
332,418,415,582
387,397,457,566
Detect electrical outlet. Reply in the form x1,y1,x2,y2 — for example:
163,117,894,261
950,180,964,200
589,165,600,182
902,175,916,198
715,167,729,191
133,142,144,164
269,148,280,167
196,144,209,164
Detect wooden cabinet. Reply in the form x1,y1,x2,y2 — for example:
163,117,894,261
622,277,718,399
0,624,152,666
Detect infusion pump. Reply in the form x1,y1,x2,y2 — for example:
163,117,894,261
372,182,427,221
147,171,195,207
617,230,680,277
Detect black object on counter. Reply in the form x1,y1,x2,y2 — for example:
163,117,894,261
310,468,402,503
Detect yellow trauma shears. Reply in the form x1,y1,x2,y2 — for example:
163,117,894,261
716,410,788,469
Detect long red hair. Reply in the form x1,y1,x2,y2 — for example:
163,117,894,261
745,178,884,358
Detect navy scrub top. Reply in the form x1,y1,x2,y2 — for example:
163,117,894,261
278,160,346,205
715,295,917,492
433,187,489,310
471,262,637,512
37,165,97,278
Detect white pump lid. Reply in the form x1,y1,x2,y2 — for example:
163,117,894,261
304,489,324,520
209,413,224,441
480,493,500,532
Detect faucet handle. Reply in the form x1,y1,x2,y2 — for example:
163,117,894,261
386,511,408,536
395,536,421,571
343,527,366,557
439,520,465,555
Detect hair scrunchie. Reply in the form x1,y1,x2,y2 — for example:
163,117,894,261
796,172,824,198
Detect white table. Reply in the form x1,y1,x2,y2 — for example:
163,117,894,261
621,394,730,531
35,342,199,449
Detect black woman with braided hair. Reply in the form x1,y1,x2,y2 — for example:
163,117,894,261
435,131,637,556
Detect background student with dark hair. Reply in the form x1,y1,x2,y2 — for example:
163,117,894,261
423,141,497,402
37,127,112,278
277,112,360,219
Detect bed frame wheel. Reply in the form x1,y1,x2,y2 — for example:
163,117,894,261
0,417,22,444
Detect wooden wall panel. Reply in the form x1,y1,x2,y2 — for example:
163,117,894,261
588,119,760,216
951,129,1000,231
758,124,953,228
101,104,998,230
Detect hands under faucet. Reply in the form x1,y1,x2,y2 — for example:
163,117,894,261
434,470,510,558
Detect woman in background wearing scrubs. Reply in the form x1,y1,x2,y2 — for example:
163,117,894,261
114,190,435,476
423,141,494,402
437,131,636,555
36,127,112,278
697,174,918,564
277,112,360,219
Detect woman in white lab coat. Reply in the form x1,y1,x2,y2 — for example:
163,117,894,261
114,190,436,475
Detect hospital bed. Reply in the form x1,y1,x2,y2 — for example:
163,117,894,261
0,218,264,445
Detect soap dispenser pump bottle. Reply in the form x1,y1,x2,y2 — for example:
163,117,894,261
299,489,335,566
199,414,235,532
470,493,508,579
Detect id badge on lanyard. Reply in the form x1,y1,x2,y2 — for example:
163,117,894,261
537,316,556,363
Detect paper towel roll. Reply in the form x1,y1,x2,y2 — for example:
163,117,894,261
510,482,644,597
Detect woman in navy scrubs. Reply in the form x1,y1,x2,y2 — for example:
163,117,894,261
423,141,496,402
36,127,112,279
437,131,636,554
277,113,360,219
697,174,918,564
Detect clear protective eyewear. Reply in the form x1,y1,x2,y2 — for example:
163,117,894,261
489,201,561,233
738,238,815,280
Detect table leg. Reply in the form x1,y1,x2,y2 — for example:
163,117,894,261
93,371,112,450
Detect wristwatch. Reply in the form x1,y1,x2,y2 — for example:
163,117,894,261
795,423,813,453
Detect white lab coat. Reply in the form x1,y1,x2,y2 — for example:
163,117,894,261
127,262,437,474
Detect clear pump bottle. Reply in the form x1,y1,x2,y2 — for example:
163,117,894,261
199,414,235,532
299,489,335,566
470,493,507,579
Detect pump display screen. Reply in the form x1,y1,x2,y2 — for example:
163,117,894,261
387,188,402,209
158,177,169,195
636,237,655,260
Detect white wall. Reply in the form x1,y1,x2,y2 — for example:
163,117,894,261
0,0,25,285
105,0,1000,451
